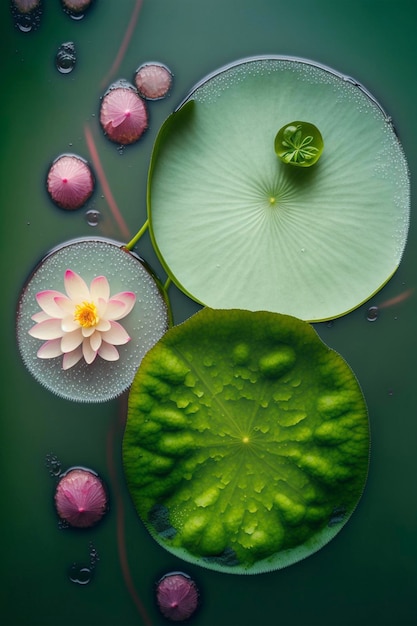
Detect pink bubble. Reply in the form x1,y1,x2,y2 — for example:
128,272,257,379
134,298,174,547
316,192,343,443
134,63,173,100
55,468,108,528
47,154,94,210
156,572,199,622
100,81,148,145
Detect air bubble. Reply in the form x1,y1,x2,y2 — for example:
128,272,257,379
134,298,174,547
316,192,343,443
56,42,76,74
68,542,99,585
45,453,62,477
366,306,379,322
85,209,101,226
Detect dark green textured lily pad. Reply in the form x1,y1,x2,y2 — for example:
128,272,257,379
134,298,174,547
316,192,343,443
123,308,369,574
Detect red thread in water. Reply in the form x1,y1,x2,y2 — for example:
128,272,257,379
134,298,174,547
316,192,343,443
101,0,144,88
84,123,131,240
106,400,152,626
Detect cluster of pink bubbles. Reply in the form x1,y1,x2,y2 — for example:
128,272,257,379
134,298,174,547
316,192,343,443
15,1,200,622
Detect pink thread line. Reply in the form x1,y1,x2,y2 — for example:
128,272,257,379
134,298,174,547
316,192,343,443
101,0,144,88
84,123,131,241
106,404,153,626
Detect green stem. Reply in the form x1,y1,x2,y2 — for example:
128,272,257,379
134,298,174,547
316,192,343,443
164,276,172,291
124,219,149,251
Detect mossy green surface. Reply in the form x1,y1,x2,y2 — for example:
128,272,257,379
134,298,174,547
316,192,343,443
123,308,369,573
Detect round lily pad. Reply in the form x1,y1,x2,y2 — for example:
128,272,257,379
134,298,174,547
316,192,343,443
123,308,369,574
16,237,170,403
148,56,410,322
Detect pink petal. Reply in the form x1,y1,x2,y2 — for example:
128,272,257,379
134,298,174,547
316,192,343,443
36,290,67,318
90,276,110,302
64,269,90,301
106,292,136,320
98,341,119,362
82,338,97,364
63,347,83,370
89,331,102,352
37,339,63,359
28,318,64,340
61,329,83,353
101,321,130,345
54,295,76,316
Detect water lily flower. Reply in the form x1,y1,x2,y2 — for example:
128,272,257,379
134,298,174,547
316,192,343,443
28,269,136,370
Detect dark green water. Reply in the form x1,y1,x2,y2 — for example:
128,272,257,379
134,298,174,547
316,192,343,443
1,1,416,625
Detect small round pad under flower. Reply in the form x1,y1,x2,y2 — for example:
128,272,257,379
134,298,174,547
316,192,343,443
16,238,169,402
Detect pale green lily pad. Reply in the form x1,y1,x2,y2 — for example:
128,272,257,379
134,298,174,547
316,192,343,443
123,308,369,574
148,56,410,322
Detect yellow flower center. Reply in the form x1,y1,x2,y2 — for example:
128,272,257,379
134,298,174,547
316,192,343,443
74,301,99,328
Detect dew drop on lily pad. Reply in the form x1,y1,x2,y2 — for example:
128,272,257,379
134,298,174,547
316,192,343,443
16,237,170,402
123,308,370,574
148,56,410,322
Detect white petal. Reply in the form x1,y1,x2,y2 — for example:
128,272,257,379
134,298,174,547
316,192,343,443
96,318,111,332
98,341,120,362
82,326,95,337
36,290,67,318
37,339,63,359
61,315,79,332
101,321,130,345
82,338,97,364
90,276,110,302
106,292,136,320
28,318,64,340
63,347,83,370
31,311,50,323
64,269,90,301
89,331,102,352
61,329,83,353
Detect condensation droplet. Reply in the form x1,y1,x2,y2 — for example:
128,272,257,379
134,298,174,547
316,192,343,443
56,41,76,74
366,306,379,322
85,209,101,226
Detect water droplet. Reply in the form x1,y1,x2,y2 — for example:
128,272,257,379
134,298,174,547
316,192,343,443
68,542,99,585
45,453,62,477
366,306,379,322
68,564,92,585
85,209,101,226
56,41,76,74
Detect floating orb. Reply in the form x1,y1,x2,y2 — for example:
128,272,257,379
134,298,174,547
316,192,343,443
12,0,40,12
134,63,173,100
123,308,370,574
55,41,76,74
46,154,94,210
100,80,148,145
11,0,42,31
55,467,108,528
148,56,410,322
16,237,170,402
156,572,199,622
275,121,324,167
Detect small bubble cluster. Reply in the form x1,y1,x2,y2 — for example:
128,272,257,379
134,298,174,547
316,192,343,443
11,0,42,32
56,41,77,74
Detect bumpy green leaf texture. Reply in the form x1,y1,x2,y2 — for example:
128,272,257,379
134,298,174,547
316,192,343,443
123,308,369,573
